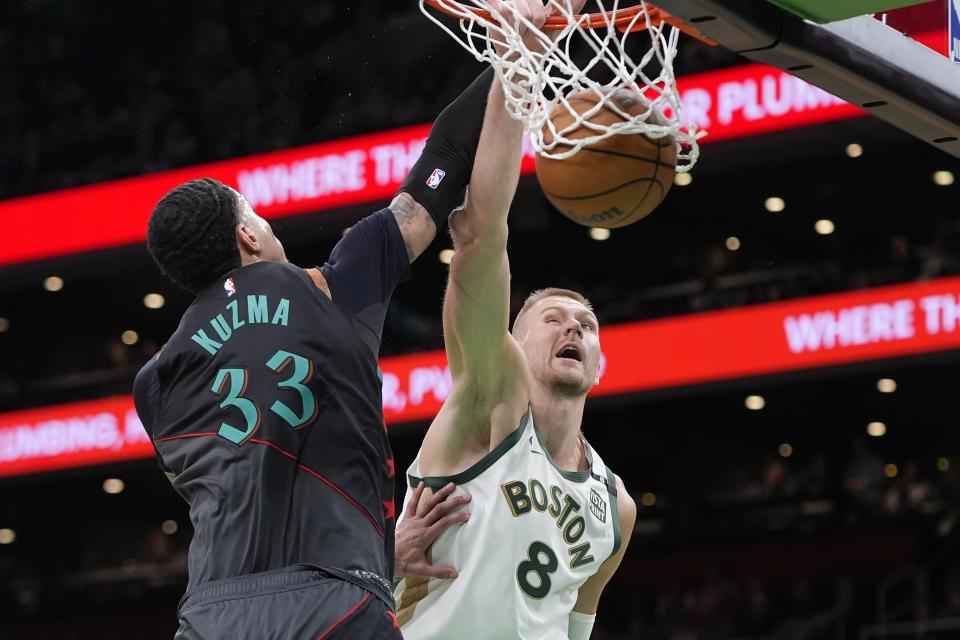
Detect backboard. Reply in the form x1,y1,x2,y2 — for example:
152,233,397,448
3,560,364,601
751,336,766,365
649,0,960,157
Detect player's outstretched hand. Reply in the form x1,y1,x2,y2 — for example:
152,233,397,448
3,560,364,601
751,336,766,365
395,481,471,579
488,0,547,56
487,0,590,56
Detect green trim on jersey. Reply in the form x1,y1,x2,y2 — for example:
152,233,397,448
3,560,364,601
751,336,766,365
408,409,531,489
606,465,621,556
532,422,591,484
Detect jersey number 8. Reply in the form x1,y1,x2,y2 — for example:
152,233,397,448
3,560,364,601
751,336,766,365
517,541,559,599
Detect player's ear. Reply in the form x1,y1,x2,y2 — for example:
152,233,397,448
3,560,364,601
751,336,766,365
236,223,261,254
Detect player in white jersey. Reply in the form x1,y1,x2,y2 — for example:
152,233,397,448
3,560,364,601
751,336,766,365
394,2,636,638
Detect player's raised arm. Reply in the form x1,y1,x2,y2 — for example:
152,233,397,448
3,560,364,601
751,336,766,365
390,66,499,261
441,76,527,382
315,68,497,359
439,0,552,426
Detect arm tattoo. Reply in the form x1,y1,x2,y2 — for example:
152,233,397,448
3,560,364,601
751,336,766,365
391,194,418,223
390,195,419,262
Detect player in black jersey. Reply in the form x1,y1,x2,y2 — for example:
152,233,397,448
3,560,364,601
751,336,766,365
134,67,496,639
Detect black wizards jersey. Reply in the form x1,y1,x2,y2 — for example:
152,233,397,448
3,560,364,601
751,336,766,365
133,209,408,596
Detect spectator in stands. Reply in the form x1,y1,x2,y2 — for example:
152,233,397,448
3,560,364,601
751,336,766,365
844,438,886,521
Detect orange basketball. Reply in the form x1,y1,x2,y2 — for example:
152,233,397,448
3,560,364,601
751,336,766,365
535,89,677,228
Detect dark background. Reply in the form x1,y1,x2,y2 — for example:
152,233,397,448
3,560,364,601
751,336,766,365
1,1,959,638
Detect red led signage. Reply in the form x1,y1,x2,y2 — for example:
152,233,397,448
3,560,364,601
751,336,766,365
0,396,155,479
4,275,960,478
1,28,944,267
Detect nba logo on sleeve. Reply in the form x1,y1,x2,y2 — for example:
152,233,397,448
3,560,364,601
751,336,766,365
426,168,446,189
224,277,237,297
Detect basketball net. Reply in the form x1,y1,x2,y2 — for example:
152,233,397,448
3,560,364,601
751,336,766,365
421,0,700,170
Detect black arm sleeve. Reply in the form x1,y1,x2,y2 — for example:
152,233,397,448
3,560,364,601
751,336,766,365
398,67,495,228
320,208,410,352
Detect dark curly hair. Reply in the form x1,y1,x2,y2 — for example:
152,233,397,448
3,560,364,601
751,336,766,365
147,178,242,293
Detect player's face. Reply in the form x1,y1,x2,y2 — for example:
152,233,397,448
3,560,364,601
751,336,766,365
517,296,601,396
236,193,287,263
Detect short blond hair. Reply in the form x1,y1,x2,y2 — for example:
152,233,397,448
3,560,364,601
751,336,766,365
511,287,594,335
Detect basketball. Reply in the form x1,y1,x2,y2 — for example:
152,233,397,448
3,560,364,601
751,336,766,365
535,89,678,228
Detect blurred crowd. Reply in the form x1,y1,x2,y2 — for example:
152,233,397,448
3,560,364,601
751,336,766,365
595,224,960,325
628,576,848,640
0,1,477,200
1,0,739,201
701,440,956,533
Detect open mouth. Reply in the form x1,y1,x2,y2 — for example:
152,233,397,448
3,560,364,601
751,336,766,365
555,345,583,362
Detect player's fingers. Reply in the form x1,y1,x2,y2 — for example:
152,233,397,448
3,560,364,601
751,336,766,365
566,0,589,16
537,0,549,26
426,564,460,580
489,0,507,20
406,481,426,519
424,493,472,526
428,511,471,537
419,481,456,516
512,0,531,25
525,0,547,29
409,562,459,580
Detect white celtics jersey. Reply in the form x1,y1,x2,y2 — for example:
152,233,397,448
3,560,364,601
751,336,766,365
394,409,621,640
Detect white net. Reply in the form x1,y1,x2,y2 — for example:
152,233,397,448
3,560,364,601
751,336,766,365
420,0,699,170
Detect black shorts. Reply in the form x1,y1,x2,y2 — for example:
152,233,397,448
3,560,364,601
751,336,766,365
175,565,401,640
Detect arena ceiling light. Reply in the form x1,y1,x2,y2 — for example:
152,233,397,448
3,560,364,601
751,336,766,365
744,395,765,410
674,173,693,187
143,293,165,309
641,492,657,507
0,528,14,545
876,378,897,393
589,228,611,241
933,170,955,186
764,197,785,213
778,443,793,458
867,421,887,437
102,478,125,494
438,249,454,265
884,463,899,478
43,276,64,292
845,143,864,158
0,317,8,333
725,236,741,251
815,219,835,235
162,520,178,535
938,458,951,472
121,330,139,346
